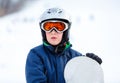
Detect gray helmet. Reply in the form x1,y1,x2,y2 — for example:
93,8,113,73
39,7,71,23
39,7,71,45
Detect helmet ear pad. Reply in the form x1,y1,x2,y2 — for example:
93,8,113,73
41,29,47,42
61,29,69,44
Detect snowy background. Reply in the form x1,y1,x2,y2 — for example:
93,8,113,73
0,0,120,83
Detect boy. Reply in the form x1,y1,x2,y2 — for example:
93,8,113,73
25,7,102,83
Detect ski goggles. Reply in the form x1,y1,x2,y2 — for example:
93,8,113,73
41,20,68,33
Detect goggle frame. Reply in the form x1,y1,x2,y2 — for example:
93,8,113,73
41,20,69,33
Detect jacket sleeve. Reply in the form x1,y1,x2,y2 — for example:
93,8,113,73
25,49,47,83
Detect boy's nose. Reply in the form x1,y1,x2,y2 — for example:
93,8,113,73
50,29,57,34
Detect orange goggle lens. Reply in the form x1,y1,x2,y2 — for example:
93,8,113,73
42,21,68,32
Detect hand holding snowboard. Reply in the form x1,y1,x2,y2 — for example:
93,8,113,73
64,54,104,83
85,53,102,64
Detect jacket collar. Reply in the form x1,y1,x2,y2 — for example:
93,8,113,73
43,42,72,54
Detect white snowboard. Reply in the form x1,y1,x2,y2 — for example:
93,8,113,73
64,56,104,83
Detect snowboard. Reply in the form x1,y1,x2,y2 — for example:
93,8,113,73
64,56,104,83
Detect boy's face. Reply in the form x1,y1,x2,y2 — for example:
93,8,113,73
46,30,63,45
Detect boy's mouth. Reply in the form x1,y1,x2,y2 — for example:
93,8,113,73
51,37,57,39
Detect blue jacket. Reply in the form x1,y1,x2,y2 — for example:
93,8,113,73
25,43,82,83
